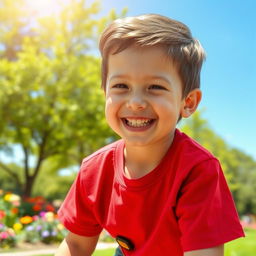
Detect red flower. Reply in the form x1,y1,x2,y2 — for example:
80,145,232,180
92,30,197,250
45,204,55,212
11,208,19,214
0,210,6,220
34,196,45,204
24,197,36,203
33,204,42,212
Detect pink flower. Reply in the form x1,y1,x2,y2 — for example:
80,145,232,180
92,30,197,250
33,215,39,221
0,231,9,239
12,200,20,207
39,211,46,218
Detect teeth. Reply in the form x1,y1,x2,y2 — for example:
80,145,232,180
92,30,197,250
125,118,152,127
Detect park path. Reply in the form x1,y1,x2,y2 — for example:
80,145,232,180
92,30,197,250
0,242,117,256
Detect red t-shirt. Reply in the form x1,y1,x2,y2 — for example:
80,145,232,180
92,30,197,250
58,129,244,255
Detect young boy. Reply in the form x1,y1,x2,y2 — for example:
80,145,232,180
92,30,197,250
55,14,244,256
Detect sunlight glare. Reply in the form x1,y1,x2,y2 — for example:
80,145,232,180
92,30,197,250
25,0,70,17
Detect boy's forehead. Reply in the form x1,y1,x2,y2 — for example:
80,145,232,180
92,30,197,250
109,44,168,57
108,45,172,66
107,45,177,77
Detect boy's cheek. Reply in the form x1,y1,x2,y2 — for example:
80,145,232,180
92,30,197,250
105,102,115,121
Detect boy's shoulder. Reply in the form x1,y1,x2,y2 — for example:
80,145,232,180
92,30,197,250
172,130,221,182
175,129,217,163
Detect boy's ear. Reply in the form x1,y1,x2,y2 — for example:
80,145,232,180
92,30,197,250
181,89,202,118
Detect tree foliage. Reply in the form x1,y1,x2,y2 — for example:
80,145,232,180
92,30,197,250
0,0,123,196
180,111,256,215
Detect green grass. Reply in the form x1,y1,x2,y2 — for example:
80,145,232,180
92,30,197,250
225,228,256,256
29,248,116,256
93,248,116,256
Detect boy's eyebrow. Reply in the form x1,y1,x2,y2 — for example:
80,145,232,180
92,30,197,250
109,74,172,84
147,75,172,84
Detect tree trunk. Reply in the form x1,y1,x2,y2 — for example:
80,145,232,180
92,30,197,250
23,175,35,198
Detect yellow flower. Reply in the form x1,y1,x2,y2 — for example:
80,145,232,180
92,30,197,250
4,193,20,203
13,223,23,231
4,193,11,201
57,223,64,231
45,211,54,222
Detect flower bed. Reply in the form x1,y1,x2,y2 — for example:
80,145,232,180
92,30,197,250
0,189,67,249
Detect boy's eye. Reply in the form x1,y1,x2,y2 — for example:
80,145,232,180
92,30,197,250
112,83,128,89
149,84,167,90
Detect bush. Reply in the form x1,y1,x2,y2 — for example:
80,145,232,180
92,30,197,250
19,212,67,244
0,223,16,248
0,189,67,248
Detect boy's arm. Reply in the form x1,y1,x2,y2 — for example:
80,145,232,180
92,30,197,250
54,231,99,256
184,245,224,256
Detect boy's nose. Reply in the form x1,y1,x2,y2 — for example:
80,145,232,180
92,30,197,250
126,94,147,110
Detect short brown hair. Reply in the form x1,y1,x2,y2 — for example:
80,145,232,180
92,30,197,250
99,14,206,97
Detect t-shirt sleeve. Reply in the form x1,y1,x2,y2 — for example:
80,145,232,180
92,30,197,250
175,158,245,252
57,170,103,236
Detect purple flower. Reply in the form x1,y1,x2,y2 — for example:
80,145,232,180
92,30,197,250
51,230,57,236
42,230,50,237
36,225,42,231
26,225,34,231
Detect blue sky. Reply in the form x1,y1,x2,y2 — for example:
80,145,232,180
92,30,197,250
100,0,256,159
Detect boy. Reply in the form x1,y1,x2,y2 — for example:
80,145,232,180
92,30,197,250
55,14,244,256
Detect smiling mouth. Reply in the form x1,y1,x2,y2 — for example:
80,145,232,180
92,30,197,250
122,118,155,128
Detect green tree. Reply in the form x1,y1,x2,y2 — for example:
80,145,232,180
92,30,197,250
0,0,124,197
180,111,256,215
180,111,236,187
230,149,256,214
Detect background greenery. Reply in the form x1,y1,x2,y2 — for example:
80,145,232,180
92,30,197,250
225,229,256,256
0,0,255,217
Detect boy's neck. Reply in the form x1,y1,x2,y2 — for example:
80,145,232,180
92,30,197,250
123,133,175,179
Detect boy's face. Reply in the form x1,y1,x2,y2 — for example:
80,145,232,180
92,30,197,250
105,45,189,148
